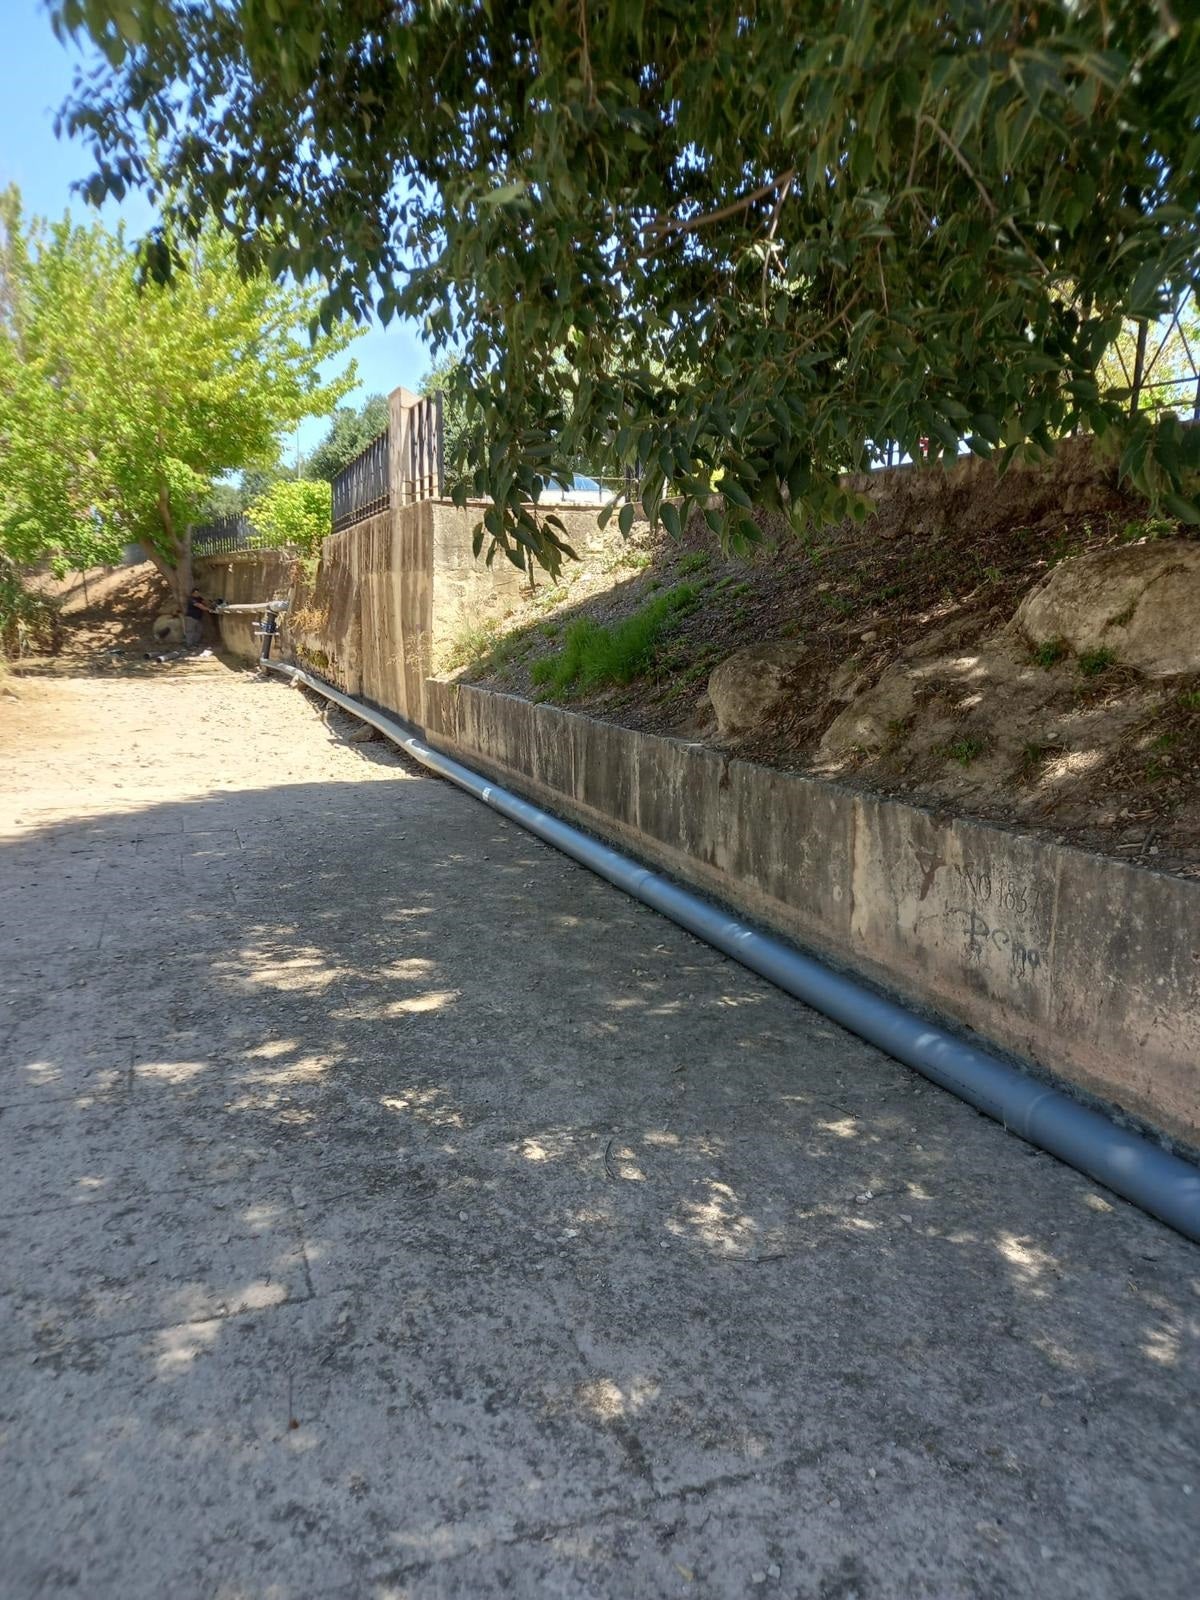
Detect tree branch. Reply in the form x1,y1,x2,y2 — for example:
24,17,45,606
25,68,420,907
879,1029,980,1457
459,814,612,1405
645,170,797,247
918,114,995,216
760,170,795,318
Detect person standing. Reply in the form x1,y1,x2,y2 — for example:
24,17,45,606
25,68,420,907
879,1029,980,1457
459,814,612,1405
184,586,215,648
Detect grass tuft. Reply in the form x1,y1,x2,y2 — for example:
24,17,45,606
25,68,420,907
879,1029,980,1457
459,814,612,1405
444,618,501,671
944,735,987,767
1077,646,1116,678
1031,637,1069,669
530,583,701,697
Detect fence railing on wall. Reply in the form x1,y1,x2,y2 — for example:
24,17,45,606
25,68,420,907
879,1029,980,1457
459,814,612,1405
332,427,391,533
330,388,445,535
192,514,261,556
395,390,444,504
1117,304,1200,422
867,305,1200,470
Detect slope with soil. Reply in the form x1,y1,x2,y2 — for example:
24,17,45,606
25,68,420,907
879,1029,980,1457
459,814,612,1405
458,443,1200,877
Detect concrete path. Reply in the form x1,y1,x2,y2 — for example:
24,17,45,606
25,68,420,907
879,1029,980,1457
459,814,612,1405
1,663,1198,1600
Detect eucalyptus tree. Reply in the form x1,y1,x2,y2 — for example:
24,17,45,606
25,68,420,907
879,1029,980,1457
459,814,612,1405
52,1,1200,572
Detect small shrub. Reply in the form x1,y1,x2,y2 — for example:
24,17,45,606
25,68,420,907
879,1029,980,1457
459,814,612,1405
944,735,987,766
675,552,711,576
1,558,61,659
1032,637,1069,668
245,479,332,555
485,629,535,674
601,546,651,575
1077,646,1116,677
530,583,701,696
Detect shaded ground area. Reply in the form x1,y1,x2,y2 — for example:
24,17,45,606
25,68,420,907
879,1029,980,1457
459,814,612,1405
1,662,1198,1599
461,450,1200,876
20,561,173,668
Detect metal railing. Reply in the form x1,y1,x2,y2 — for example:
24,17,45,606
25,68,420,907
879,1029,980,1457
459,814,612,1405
191,514,263,556
330,391,446,531
332,427,391,532
396,391,444,504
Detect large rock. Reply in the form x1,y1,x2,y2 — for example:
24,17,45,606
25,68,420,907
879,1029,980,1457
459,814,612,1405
152,613,184,644
818,670,917,761
707,641,808,737
1014,541,1200,678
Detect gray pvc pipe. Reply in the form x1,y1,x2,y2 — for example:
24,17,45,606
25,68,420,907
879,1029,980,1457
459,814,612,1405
264,659,1200,1243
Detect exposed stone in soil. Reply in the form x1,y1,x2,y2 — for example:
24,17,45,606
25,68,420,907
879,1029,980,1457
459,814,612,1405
460,441,1200,878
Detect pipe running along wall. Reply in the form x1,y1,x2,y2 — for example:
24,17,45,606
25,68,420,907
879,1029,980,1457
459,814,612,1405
263,658,1200,1244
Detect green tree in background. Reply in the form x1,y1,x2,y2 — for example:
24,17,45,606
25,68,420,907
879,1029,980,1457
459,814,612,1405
239,463,299,507
246,478,332,555
52,2,1200,574
307,394,389,483
0,187,355,600
196,481,248,522
1098,303,1200,417
419,355,468,493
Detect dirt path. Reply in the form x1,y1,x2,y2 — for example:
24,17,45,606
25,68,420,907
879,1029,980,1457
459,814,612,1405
1,662,1198,1599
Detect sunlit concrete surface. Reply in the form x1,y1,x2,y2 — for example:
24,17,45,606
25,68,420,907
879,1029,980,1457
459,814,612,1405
1,665,1198,1599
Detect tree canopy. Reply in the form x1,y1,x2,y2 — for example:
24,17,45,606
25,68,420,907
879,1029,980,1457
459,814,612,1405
306,393,388,483
0,188,354,596
53,1,1200,572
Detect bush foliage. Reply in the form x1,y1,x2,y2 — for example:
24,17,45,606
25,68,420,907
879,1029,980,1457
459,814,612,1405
246,479,333,556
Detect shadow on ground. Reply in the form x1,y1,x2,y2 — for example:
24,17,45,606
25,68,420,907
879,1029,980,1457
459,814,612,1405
1,725,1198,1598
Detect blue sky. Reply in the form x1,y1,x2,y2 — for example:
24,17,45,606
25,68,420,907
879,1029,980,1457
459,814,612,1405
0,3,434,455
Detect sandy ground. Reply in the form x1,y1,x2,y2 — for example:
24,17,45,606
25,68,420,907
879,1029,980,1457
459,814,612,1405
1,659,1198,1600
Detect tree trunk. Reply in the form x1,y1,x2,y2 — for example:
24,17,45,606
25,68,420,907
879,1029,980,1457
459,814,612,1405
152,483,192,606
175,527,194,606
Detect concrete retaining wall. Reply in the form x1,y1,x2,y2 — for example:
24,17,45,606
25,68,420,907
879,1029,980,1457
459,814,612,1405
203,500,1200,1150
195,549,294,662
421,683,1200,1147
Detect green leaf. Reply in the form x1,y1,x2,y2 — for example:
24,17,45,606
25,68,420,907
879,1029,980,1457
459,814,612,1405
1163,493,1200,526
478,181,527,207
